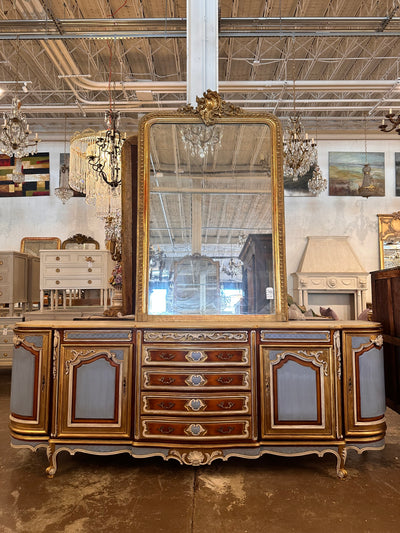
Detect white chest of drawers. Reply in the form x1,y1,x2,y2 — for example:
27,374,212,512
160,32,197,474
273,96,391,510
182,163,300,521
0,251,29,315
39,250,114,310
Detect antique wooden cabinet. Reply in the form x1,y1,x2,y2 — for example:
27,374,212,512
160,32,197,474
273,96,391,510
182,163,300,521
371,266,400,413
10,320,386,477
9,93,386,477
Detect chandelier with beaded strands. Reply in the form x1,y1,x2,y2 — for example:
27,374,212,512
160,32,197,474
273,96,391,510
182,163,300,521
307,120,327,196
0,39,40,159
283,51,317,181
55,115,74,204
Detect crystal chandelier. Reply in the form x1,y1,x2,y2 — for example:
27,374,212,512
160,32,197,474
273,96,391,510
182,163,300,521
55,159,73,204
283,115,317,180
8,157,25,184
0,97,40,158
87,110,126,188
222,258,242,279
104,211,122,262
179,124,222,159
308,165,327,195
55,116,74,204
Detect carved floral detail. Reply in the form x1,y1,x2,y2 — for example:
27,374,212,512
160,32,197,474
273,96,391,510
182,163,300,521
178,90,242,125
167,448,224,466
143,331,248,343
272,349,329,376
371,334,383,347
64,349,119,375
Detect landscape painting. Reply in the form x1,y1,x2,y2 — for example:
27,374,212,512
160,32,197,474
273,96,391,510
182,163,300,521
0,152,50,197
329,152,385,196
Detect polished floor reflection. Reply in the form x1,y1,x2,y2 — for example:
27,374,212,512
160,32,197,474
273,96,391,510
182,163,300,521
1,368,400,533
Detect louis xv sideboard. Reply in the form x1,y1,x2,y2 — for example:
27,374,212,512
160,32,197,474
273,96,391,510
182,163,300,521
9,93,386,477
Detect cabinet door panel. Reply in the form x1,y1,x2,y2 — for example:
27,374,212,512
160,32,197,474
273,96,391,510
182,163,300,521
343,331,386,436
57,345,132,438
10,331,52,435
260,346,336,439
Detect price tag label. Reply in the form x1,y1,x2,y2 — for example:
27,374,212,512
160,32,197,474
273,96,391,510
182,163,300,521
265,287,274,300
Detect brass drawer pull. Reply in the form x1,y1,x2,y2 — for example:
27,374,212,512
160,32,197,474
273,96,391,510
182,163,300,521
0,260,3,265
216,353,234,361
88,268,92,272
56,280,60,285
0,276,2,280
217,425,234,435
158,401,175,410
2,352,8,357
159,353,176,361
4,339,8,343
158,425,174,435
0,291,2,296
56,268,60,273
56,256,60,261
85,256,94,263
217,376,233,385
159,376,175,385
217,401,235,410
88,280,92,284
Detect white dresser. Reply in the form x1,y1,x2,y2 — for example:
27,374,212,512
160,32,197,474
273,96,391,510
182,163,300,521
0,251,29,316
39,250,114,310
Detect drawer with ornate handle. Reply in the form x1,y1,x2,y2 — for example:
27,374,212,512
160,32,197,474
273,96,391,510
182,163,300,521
142,369,250,390
143,346,249,365
141,392,251,415
140,417,251,440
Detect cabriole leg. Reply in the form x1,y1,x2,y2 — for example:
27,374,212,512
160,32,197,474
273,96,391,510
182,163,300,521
336,445,348,479
46,443,57,478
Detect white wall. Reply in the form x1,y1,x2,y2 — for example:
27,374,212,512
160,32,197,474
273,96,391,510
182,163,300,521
285,137,400,304
1,137,399,307
0,141,106,251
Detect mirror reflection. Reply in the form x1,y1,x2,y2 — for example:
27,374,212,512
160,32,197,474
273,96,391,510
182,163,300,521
148,122,274,316
378,212,400,269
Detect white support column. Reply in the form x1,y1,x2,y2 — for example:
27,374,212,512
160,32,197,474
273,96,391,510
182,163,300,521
187,0,218,106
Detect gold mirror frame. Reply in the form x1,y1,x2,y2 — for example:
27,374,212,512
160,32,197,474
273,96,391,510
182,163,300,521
378,212,400,269
134,91,287,323
20,237,61,256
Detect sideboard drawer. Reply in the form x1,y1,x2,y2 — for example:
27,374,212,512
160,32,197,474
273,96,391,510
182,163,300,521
143,346,249,365
142,369,250,390
141,392,251,415
141,417,251,440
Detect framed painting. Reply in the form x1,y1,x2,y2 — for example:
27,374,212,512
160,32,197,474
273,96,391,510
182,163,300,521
329,152,385,196
395,153,400,196
0,152,50,197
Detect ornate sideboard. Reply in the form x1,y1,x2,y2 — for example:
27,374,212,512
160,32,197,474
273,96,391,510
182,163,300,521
10,319,386,478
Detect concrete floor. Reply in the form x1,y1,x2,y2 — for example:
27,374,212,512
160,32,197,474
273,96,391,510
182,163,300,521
1,368,400,533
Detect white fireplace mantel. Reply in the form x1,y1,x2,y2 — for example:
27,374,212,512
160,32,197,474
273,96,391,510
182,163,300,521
291,236,368,319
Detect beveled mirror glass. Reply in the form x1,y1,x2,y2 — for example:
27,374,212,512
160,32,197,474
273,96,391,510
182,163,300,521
378,212,400,269
135,92,286,321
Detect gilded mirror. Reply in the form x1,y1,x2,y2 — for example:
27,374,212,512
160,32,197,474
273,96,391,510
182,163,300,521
378,212,400,269
135,91,287,322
